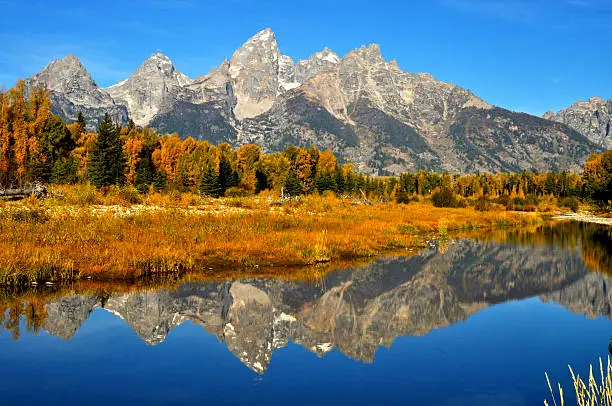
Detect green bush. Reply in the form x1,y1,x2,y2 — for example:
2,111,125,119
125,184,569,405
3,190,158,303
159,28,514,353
432,188,464,208
396,190,411,204
474,196,492,211
559,196,580,212
224,187,249,198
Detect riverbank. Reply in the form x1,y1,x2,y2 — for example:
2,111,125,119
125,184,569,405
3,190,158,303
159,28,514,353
0,192,546,286
553,211,612,226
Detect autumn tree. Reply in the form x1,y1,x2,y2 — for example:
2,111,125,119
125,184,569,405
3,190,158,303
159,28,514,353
583,151,612,209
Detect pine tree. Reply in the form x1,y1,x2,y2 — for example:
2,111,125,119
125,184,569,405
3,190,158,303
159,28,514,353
284,170,303,197
76,111,86,131
334,167,345,194
199,165,222,198
89,114,126,187
218,156,239,194
314,172,336,193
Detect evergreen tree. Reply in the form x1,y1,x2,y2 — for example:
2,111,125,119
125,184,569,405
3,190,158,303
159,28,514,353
199,166,222,198
255,169,269,193
88,114,127,187
283,170,303,197
134,157,155,193
50,156,79,184
76,111,86,130
334,167,345,194
314,172,336,193
218,156,240,194
36,115,76,181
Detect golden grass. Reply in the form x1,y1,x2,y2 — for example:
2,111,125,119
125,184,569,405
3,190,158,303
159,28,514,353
545,357,612,406
0,188,545,286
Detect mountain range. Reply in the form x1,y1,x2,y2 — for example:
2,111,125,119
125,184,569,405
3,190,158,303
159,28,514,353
37,237,611,374
24,29,609,175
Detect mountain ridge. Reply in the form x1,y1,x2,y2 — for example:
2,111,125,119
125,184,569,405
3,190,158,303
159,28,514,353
23,28,604,174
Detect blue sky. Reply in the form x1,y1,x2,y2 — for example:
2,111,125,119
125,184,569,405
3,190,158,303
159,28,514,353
0,0,610,115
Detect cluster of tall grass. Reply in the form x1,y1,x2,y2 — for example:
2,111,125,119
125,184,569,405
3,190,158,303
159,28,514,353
546,357,612,406
0,191,544,286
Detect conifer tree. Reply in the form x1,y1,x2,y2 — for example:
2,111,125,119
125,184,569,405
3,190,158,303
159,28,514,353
218,155,240,194
76,111,86,131
284,170,303,197
199,165,222,198
334,167,345,194
89,114,126,187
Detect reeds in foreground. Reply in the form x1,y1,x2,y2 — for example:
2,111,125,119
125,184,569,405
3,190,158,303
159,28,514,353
545,357,612,406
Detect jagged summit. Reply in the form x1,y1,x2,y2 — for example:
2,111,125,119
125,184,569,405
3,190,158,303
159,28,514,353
25,54,128,128
104,52,193,126
248,28,276,43
23,28,603,174
544,96,612,149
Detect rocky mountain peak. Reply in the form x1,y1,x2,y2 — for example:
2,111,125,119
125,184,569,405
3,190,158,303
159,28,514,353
30,54,95,92
545,96,612,149
130,52,192,86
229,28,282,119
347,44,385,65
104,53,193,126
25,54,128,129
294,47,341,83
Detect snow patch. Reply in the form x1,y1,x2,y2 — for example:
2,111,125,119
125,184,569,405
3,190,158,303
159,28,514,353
229,66,241,79
101,308,125,320
276,312,297,323
106,79,128,89
279,81,301,91
256,30,272,42
316,342,334,352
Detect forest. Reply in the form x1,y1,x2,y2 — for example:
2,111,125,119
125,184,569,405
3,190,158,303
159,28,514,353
1,80,611,212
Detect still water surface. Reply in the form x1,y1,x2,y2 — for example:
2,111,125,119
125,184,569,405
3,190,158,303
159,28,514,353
1,222,612,405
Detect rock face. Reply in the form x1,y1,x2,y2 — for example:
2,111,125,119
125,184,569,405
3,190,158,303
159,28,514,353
25,55,128,129
544,96,612,150
228,28,284,120
104,53,193,127
37,236,607,373
25,30,603,173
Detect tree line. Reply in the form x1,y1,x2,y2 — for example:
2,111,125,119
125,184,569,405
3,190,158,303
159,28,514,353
1,80,610,210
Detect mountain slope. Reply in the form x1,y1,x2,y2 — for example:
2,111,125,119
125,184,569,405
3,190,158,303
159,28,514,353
25,29,603,174
104,53,193,126
544,96,612,150
25,54,128,129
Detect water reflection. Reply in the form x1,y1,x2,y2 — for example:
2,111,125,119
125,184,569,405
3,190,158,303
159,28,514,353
1,221,612,375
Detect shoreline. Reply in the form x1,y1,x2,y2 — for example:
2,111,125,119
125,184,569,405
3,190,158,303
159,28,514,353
553,212,612,226
0,196,547,286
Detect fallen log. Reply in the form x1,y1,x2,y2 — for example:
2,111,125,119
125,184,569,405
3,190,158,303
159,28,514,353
0,183,47,199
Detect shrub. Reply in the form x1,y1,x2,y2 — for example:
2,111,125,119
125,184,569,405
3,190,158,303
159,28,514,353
559,196,580,212
0,207,49,224
64,184,99,205
474,196,492,211
225,187,249,198
431,187,463,208
396,190,411,204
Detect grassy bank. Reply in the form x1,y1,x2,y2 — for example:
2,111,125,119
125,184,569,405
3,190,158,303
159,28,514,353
0,186,545,286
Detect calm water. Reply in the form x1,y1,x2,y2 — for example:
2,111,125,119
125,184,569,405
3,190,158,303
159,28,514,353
1,222,612,405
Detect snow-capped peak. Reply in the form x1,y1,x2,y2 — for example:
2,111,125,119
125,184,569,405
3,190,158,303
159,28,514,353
315,48,341,64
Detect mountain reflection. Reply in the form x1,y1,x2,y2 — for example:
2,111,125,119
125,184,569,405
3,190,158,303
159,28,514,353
1,222,612,374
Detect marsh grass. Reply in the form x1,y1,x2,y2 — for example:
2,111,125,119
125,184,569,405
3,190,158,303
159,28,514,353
0,189,545,286
545,357,612,406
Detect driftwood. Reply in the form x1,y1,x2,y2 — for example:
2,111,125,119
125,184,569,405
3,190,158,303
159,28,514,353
0,182,47,199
